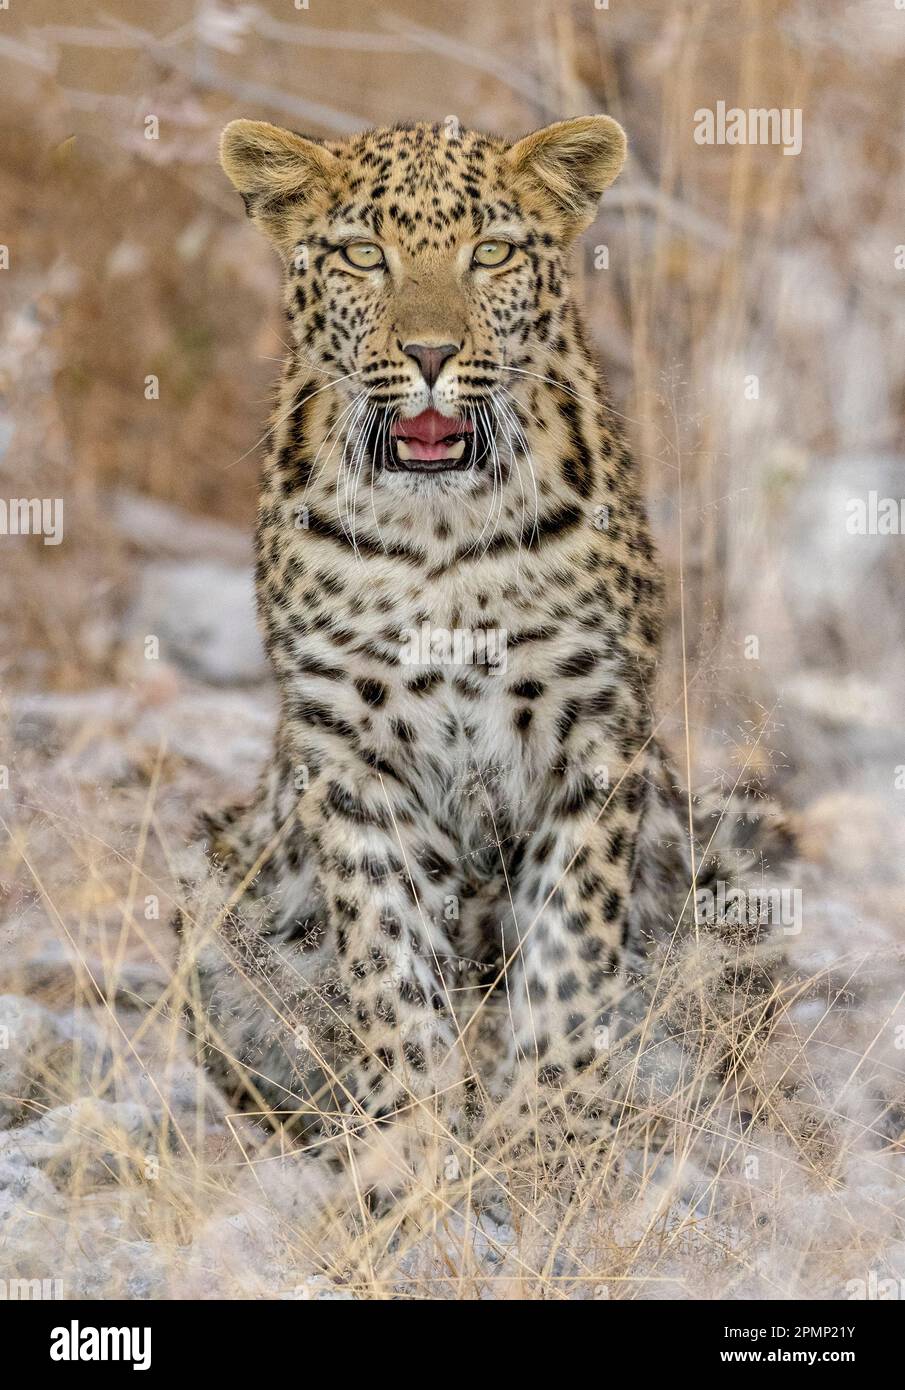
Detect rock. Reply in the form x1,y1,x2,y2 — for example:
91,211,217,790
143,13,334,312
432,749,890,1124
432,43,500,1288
0,1156,63,1207
278,1274,356,1301
0,994,121,1131
783,455,905,680
110,490,252,566
126,560,267,685
178,1155,345,1298
0,941,169,1008
795,792,905,884
8,683,275,783
67,1236,170,1300
0,1158,67,1279
132,686,275,778
0,1099,160,1184
0,995,63,1126
130,1059,226,1124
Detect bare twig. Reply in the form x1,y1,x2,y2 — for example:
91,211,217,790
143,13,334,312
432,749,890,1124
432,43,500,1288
98,11,368,133
378,8,551,115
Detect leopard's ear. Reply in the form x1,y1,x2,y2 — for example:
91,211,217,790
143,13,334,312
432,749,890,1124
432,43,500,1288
506,115,626,237
220,119,338,251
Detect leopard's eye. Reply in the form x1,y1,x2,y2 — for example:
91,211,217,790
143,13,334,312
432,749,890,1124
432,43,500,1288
340,242,385,270
472,240,515,268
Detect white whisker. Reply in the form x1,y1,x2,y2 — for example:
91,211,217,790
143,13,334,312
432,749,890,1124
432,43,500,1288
223,366,366,474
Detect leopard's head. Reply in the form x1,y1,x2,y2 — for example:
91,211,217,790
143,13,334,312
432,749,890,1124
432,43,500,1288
221,117,625,498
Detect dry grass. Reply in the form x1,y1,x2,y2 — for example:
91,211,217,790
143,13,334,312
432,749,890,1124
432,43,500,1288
0,771,854,1299
0,767,896,1300
1,0,904,1299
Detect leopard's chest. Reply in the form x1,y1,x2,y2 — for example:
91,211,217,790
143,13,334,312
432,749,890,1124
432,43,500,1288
272,523,626,833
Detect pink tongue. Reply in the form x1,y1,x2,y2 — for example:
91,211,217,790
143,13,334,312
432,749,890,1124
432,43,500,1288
391,408,472,461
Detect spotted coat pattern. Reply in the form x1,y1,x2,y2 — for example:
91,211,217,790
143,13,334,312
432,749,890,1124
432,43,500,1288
177,118,787,1177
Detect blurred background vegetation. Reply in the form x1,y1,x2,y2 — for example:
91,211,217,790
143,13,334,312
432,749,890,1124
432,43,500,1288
2,0,904,775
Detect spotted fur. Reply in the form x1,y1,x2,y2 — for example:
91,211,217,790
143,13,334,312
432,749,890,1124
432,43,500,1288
176,118,789,1182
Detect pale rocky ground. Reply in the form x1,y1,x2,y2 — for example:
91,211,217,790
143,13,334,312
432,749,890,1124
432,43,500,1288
1,482,904,1300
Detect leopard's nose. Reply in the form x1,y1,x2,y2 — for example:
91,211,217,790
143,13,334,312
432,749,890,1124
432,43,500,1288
401,341,460,388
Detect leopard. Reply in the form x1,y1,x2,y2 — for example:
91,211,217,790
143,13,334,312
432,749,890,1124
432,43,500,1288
174,115,791,1197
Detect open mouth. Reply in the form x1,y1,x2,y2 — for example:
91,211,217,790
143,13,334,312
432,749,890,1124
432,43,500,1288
382,409,479,474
